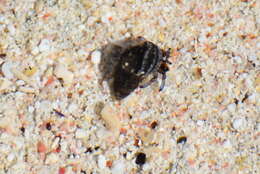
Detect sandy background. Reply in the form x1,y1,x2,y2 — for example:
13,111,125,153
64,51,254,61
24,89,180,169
0,0,259,174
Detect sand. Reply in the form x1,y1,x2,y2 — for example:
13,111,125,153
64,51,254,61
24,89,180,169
0,0,259,174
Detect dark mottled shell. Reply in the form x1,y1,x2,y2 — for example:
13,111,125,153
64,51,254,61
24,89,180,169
113,41,163,100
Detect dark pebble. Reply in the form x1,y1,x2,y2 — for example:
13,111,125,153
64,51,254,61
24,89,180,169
177,136,187,144
135,152,146,166
46,122,52,130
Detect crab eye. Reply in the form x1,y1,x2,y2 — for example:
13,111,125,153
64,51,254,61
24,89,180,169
160,63,169,73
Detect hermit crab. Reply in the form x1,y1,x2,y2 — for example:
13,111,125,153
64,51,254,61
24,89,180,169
100,37,171,100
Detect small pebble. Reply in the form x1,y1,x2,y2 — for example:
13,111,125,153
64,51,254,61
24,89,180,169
19,86,36,93
149,120,158,129
46,122,52,130
91,50,101,65
197,120,204,126
7,152,15,162
20,127,25,134
111,160,125,174
75,128,88,139
38,39,51,52
28,106,35,113
100,104,121,132
223,139,232,149
177,136,187,144
135,152,146,166
198,34,207,43
31,46,39,55
248,93,257,104
77,49,88,57
24,66,37,77
1,61,15,79
16,80,26,86
233,56,242,64
51,136,60,149
0,78,12,91
7,24,16,35
232,117,246,131
0,144,11,154
14,139,24,150
87,16,97,26
227,103,236,113
98,155,106,169
54,64,74,85
45,153,59,164
85,147,93,153
101,12,113,24
68,103,78,113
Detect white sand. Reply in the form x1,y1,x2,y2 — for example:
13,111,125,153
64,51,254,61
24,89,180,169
0,0,259,174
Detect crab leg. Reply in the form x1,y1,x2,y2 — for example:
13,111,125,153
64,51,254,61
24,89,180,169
159,72,166,91
140,73,158,88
